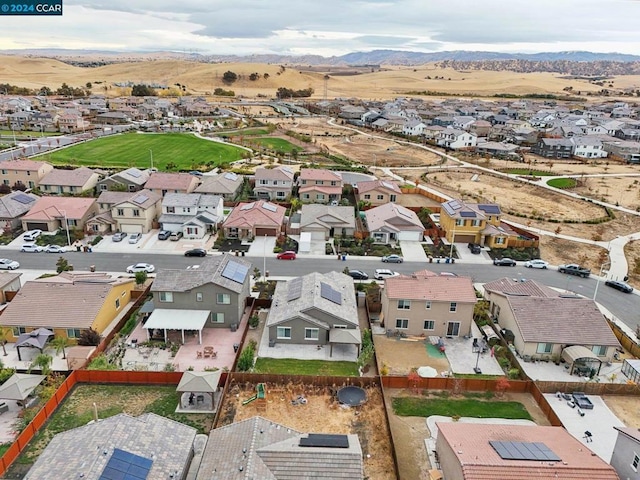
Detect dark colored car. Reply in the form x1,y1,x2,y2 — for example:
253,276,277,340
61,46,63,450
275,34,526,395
493,257,516,267
348,270,369,280
158,230,171,240
605,280,633,293
184,248,207,257
558,264,591,278
468,243,482,254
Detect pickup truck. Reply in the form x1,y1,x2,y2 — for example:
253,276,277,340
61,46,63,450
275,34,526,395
558,264,591,278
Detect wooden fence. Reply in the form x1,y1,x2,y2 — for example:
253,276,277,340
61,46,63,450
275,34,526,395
609,320,640,359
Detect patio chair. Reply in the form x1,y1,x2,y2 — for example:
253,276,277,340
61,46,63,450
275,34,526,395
197,351,203,359
211,351,217,359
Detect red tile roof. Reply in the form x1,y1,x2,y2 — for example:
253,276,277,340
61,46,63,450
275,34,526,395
385,275,476,303
223,200,286,229
21,196,96,221
299,168,342,182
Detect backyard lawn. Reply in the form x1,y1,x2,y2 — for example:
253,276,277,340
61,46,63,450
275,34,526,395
392,396,532,420
250,137,302,154
43,132,246,170
254,358,359,376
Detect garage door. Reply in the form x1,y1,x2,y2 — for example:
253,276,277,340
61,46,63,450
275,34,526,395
398,231,422,241
309,230,326,241
120,224,143,234
255,227,277,236
452,234,476,243
26,222,48,231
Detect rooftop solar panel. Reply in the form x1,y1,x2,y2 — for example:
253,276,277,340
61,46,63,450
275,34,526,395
128,170,141,178
240,203,255,211
132,194,148,204
489,441,561,462
224,172,238,181
459,211,476,218
478,204,500,214
13,193,35,204
99,448,152,480
262,202,278,212
221,260,249,284
320,282,342,305
288,277,303,301
299,434,349,448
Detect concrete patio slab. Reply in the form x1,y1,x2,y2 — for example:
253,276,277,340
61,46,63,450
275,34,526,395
443,334,504,376
518,357,626,383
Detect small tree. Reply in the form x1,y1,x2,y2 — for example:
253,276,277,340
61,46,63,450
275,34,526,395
134,271,148,287
28,353,53,375
50,336,72,359
56,256,71,273
495,377,510,397
78,328,101,346
222,71,238,84
407,370,421,394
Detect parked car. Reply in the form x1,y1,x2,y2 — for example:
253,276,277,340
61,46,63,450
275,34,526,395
128,232,142,244
439,272,458,277
112,232,127,242
157,230,171,240
348,270,369,280
468,243,482,254
374,269,399,280
21,244,43,253
493,257,516,267
524,259,549,269
43,244,67,253
185,248,207,257
169,231,183,241
558,264,591,278
0,259,19,270
23,229,42,242
382,254,404,263
276,250,296,260
126,263,155,273
605,280,633,293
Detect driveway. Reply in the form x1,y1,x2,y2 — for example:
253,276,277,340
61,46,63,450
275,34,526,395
246,235,276,256
400,241,428,262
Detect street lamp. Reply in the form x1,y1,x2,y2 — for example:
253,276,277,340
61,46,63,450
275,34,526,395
263,234,267,282
449,223,457,259
593,261,611,301
60,210,71,246
149,149,154,170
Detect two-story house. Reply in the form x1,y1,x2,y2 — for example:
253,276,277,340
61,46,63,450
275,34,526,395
88,189,162,234
355,180,401,207
570,136,608,159
144,172,200,197
0,159,54,190
96,167,151,193
0,191,40,232
253,166,294,201
298,168,343,204
39,167,100,195
158,192,223,239
382,271,476,337
194,172,244,200
147,254,251,343
530,138,574,158
436,128,477,149
611,427,640,480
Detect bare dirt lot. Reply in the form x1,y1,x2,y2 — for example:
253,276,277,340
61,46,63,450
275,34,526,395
373,335,450,376
219,382,396,480
572,176,640,211
603,394,640,427
536,236,607,274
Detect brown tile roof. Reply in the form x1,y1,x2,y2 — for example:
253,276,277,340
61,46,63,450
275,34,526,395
385,275,477,303
144,172,199,191
364,203,424,232
483,278,560,298
437,423,619,480
299,184,343,195
223,200,285,229
506,296,620,346
21,196,96,221
299,168,342,182
356,179,401,194
0,159,51,171
255,166,295,181
40,167,98,187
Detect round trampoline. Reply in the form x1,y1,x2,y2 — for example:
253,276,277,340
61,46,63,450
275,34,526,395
337,386,367,407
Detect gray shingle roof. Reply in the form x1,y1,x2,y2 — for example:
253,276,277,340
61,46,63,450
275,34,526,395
484,277,560,298
195,173,244,195
0,191,39,219
40,167,98,187
300,204,355,230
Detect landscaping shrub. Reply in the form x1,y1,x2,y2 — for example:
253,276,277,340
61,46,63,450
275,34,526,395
237,341,257,372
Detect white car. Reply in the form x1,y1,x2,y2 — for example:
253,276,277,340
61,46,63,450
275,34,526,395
126,263,155,274
44,244,67,253
21,244,43,253
524,259,549,269
0,258,20,270
374,269,400,280
128,233,142,244
23,229,42,242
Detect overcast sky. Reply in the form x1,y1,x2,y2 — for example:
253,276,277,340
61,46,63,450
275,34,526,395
1,0,640,56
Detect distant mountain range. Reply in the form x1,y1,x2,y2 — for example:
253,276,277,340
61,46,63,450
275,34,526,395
3,48,640,65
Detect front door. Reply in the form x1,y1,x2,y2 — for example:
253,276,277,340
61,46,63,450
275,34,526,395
447,322,460,337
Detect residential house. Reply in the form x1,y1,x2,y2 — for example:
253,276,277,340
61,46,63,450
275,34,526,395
437,128,477,149
475,141,520,159
298,168,343,204
299,204,355,240
266,272,361,358
96,167,151,193
144,172,200,197
382,271,476,337
194,172,244,200
253,166,295,201
355,180,401,207
20,196,98,233
24,413,197,480
222,200,285,238
531,138,574,158
483,277,620,363
469,119,493,137
0,190,39,232
0,158,54,190
88,189,161,234
198,416,363,480
0,272,136,341
571,136,608,159
148,254,251,339
57,112,88,133
452,116,475,131
39,167,100,195
94,111,131,124
0,272,21,304
611,427,640,480
158,192,223,239
364,203,424,243
436,422,619,480
402,119,427,136
602,139,640,163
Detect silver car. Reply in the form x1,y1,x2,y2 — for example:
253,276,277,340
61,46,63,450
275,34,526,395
381,254,404,263
0,258,20,270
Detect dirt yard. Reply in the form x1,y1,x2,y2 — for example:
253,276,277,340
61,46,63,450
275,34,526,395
536,236,608,274
219,382,396,480
396,193,443,209
373,335,450,376
603,394,640,427
572,176,640,211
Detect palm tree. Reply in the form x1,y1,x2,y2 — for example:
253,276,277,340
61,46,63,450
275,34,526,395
50,336,71,359
0,327,12,356
28,353,53,375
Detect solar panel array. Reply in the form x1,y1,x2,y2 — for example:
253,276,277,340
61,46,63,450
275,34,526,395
262,202,278,212
288,277,303,301
442,199,462,216
13,193,35,204
128,170,141,178
320,282,342,305
99,448,153,480
240,203,255,211
479,204,500,214
398,208,413,219
224,172,238,181
299,434,349,449
221,260,249,284
381,181,396,190
489,441,561,462
459,211,476,218
132,194,148,205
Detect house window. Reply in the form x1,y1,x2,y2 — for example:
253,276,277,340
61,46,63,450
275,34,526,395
212,313,224,323
424,320,435,330
449,302,457,312
632,453,639,471
455,218,464,226
115,298,120,309
390,195,397,202
397,299,411,310
592,345,607,356
315,180,322,185
305,328,319,340
276,191,285,198
2,180,8,186
364,194,371,200
536,343,553,354
100,184,107,191
116,208,124,216
259,179,268,185
28,181,34,188
303,194,310,199
317,194,325,200
377,195,384,200
12,327,26,336
196,292,203,302
277,327,291,339
133,209,140,217
301,180,307,185
166,207,175,213
159,292,173,303
495,237,506,245
67,328,82,339
396,319,409,329
472,219,481,227
217,293,230,304
330,181,337,186
334,325,347,329
91,224,99,232
1,170,5,175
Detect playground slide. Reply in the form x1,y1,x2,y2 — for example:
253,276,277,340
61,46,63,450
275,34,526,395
242,394,258,405
242,383,266,405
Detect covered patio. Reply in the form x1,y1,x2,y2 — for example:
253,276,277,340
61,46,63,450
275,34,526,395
175,370,223,414
562,345,603,377
15,328,53,361
143,309,210,345
329,329,362,358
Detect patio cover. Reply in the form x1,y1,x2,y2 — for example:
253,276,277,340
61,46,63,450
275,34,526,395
0,373,46,401
176,370,222,393
329,328,361,357
143,309,210,345
15,328,54,361
562,345,600,364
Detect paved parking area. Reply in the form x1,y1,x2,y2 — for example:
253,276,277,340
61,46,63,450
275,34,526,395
544,393,624,462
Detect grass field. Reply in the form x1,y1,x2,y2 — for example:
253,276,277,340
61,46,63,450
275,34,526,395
0,130,62,137
44,132,246,170
253,358,359,376
547,177,578,188
392,397,532,420
250,137,302,154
